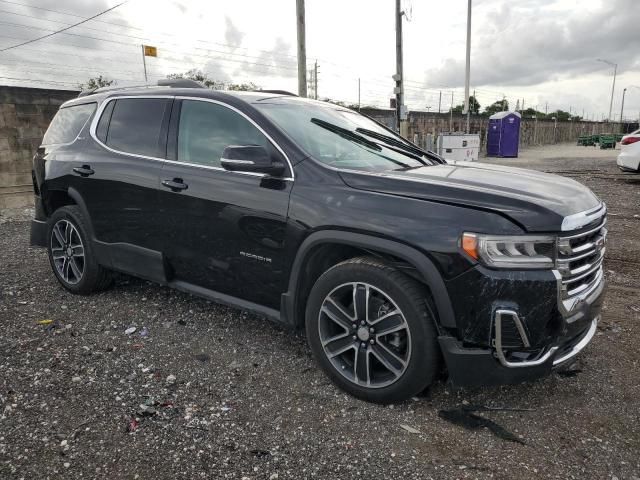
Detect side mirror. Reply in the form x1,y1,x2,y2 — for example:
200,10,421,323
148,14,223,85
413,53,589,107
220,145,285,176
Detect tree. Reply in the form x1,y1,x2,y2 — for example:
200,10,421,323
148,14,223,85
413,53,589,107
451,95,481,114
166,70,260,91
484,99,509,116
227,82,259,91
78,75,114,90
167,69,223,89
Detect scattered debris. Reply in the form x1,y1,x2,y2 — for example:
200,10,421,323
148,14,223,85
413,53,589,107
137,404,157,417
165,374,177,385
139,326,149,338
124,327,137,335
126,417,139,433
194,353,210,363
400,424,421,434
438,405,528,445
251,449,272,459
37,319,53,325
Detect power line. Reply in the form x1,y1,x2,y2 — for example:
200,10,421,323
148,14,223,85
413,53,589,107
0,1,127,52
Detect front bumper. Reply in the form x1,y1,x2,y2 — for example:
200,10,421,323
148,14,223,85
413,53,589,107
440,263,605,387
440,316,598,386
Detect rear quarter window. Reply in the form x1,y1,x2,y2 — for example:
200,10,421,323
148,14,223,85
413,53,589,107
102,98,171,158
42,103,96,145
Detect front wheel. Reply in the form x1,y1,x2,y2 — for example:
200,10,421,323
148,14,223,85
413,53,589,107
305,257,441,403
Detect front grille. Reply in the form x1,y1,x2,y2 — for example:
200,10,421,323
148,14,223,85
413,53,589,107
557,212,607,300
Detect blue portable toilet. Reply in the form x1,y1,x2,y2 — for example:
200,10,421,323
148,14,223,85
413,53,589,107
487,111,521,157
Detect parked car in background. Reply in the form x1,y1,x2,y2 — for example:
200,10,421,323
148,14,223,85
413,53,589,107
617,129,640,172
30,82,607,403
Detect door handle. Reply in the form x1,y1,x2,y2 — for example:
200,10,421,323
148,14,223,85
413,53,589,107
161,178,188,192
72,165,94,177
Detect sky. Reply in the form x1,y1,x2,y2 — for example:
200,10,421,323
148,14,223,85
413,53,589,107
0,0,639,121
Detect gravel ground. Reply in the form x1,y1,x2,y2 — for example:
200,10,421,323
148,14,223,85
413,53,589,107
1,144,639,479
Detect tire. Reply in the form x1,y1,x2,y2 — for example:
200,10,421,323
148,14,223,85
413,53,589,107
305,256,441,403
46,205,112,294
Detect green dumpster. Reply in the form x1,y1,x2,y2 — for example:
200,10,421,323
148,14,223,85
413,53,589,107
599,134,616,149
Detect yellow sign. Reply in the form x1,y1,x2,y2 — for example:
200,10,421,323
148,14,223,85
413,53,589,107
143,45,157,57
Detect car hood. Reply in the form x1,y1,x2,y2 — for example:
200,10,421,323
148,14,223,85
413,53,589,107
338,161,601,232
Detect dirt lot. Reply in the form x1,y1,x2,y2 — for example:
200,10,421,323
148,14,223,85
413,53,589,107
1,144,639,479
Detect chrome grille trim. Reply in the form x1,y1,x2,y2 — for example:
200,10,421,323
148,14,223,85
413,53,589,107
556,210,607,304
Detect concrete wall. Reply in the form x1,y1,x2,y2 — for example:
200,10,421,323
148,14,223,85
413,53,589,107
0,86,78,209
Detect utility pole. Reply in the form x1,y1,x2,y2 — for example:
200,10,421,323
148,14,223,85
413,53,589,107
463,0,472,133
296,0,307,97
620,87,627,128
140,45,148,82
314,60,318,100
394,0,407,136
358,78,361,111
450,91,454,131
597,59,617,121
438,91,442,114
545,102,548,115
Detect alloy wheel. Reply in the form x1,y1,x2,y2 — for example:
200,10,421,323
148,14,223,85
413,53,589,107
318,282,412,388
50,219,85,285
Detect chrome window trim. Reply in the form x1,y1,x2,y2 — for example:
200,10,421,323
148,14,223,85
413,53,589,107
89,95,174,162
41,101,98,148
88,94,294,181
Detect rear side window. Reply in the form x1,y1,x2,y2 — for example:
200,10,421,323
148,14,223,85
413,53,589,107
42,103,96,145
103,98,170,158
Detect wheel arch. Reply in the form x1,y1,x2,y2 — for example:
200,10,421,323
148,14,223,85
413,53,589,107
281,230,456,330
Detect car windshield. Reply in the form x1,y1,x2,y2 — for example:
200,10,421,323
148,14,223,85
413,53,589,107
254,98,438,172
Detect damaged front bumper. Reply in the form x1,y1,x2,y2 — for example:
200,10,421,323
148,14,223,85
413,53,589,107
439,263,605,387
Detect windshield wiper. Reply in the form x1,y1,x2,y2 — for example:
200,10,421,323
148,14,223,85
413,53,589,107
355,127,446,165
311,118,381,151
354,128,428,160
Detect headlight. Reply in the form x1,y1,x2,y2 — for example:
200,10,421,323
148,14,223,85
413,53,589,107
462,233,556,269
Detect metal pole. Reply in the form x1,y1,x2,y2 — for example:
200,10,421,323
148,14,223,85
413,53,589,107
296,0,307,97
620,87,627,129
438,91,442,114
141,45,147,82
314,59,318,100
358,78,361,111
450,91,454,131
463,0,472,133
608,64,617,122
395,0,406,136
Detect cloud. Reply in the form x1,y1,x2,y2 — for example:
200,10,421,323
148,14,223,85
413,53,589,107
424,0,640,88
224,16,244,48
237,37,297,79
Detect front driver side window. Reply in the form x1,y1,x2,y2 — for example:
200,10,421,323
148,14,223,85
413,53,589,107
177,100,271,168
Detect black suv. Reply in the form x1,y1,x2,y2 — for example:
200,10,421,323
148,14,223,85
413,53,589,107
30,83,607,403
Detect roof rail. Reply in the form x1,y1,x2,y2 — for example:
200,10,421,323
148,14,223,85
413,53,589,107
255,89,298,96
77,78,205,97
156,78,205,88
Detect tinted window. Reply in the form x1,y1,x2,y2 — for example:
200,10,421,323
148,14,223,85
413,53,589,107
42,103,96,145
106,98,170,157
177,100,270,167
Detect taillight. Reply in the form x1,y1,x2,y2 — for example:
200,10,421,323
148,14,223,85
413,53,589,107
621,136,640,145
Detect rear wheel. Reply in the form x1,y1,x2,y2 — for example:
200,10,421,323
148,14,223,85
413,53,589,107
305,257,441,403
47,206,112,294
